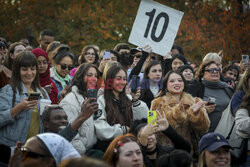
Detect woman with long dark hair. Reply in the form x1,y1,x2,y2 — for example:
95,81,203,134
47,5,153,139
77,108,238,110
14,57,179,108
94,64,148,152
139,60,163,108
0,51,49,147
60,63,99,155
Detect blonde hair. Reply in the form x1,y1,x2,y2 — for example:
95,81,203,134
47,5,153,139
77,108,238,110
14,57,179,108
197,151,206,167
202,52,221,64
102,61,120,82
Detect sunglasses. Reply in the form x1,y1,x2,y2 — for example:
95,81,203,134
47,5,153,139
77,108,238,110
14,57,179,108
205,68,220,73
21,147,51,161
60,64,74,71
135,54,142,58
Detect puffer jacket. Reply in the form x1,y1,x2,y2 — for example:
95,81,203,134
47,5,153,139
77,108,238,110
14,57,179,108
59,86,97,155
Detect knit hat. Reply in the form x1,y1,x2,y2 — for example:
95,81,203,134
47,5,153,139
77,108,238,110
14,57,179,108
177,65,194,75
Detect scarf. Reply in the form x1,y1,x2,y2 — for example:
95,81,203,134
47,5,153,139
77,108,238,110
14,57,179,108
202,79,228,89
32,48,58,104
53,67,71,87
37,133,81,165
32,48,52,87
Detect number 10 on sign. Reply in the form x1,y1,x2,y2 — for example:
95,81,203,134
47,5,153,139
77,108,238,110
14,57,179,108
144,9,169,42
129,0,183,56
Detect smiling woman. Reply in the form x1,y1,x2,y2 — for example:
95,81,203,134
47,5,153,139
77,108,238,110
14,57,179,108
94,64,148,152
197,132,231,167
187,61,234,132
79,45,99,66
151,71,210,157
0,51,49,148
50,47,75,99
59,63,100,155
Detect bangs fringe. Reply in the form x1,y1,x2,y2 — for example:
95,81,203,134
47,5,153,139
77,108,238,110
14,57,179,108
20,53,37,67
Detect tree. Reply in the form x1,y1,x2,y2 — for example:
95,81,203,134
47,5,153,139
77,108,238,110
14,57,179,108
0,0,249,64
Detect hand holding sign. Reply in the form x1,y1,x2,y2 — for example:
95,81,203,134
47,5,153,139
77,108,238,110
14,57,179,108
129,0,184,56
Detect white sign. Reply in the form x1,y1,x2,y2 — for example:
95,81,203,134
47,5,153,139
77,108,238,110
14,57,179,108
129,0,184,56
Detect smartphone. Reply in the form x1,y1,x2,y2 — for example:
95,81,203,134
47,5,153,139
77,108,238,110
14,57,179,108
207,97,216,106
28,92,40,101
147,110,157,125
103,51,111,59
242,55,249,64
131,75,140,94
87,89,97,103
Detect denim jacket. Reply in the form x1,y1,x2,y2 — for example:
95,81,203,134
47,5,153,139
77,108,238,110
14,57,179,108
0,83,49,146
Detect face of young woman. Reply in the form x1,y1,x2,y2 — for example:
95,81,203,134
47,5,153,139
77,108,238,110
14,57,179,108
55,56,73,78
203,63,220,82
167,73,184,95
84,48,96,64
116,142,143,167
84,67,98,89
204,147,231,167
172,58,184,71
148,64,162,82
37,56,48,74
182,69,194,81
20,66,37,86
113,70,127,93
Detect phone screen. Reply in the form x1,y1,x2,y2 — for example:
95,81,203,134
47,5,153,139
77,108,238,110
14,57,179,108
103,51,111,59
131,75,140,93
87,89,97,102
28,92,40,101
147,110,157,125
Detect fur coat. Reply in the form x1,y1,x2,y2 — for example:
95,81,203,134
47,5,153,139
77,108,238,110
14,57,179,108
151,92,210,154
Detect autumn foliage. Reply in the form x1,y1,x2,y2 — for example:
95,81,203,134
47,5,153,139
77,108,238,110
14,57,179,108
0,0,249,63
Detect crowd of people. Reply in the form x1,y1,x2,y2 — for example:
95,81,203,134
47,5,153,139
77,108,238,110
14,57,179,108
0,29,249,167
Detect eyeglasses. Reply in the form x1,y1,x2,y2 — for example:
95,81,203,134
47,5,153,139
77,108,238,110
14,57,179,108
60,64,74,71
205,68,220,73
21,147,51,161
85,52,96,57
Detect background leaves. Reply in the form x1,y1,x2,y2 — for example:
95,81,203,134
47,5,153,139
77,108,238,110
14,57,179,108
0,0,249,64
